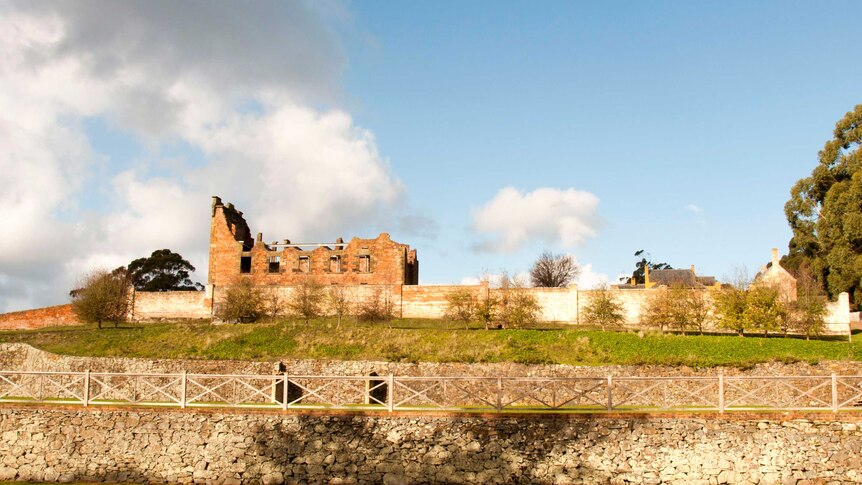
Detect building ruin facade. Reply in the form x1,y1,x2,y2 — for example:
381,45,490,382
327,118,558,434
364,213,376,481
207,196,419,287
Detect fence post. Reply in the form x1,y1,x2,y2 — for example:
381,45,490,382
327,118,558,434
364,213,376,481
283,373,289,411
832,373,838,413
606,375,613,412
496,377,503,413
387,374,394,412
83,370,90,407
180,371,187,409
718,371,724,413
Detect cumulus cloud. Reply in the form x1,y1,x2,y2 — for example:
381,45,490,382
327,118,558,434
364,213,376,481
0,1,418,312
472,187,600,253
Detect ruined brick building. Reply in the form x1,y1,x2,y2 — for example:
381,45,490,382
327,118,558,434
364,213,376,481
207,196,419,287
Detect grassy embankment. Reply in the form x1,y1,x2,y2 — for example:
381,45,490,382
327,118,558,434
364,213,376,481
2,319,862,368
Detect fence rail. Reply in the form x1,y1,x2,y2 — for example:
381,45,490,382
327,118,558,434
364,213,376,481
2,370,862,413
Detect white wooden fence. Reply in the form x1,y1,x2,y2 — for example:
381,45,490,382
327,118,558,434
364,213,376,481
2,370,862,413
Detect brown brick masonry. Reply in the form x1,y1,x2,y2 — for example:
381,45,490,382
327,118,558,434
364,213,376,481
0,304,76,331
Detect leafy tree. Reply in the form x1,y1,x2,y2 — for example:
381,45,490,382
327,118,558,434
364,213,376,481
444,288,477,330
530,252,579,287
629,250,672,284
580,286,626,330
789,264,828,340
474,292,498,330
642,287,690,335
216,279,263,323
744,285,785,337
71,269,131,329
784,104,862,302
287,279,326,326
712,286,749,336
127,249,203,291
683,289,713,335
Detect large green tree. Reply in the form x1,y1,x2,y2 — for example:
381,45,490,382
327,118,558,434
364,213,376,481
628,250,672,284
126,249,203,292
785,104,862,302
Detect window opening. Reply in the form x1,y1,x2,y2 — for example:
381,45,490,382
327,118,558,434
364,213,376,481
330,255,341,273
359,255,371,273
269,256,280,273
299,256,310,273
240,256,252,273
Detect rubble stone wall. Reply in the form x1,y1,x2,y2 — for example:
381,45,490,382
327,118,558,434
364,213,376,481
1,406,860,484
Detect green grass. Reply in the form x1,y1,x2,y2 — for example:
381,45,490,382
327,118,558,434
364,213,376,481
1,318,861,368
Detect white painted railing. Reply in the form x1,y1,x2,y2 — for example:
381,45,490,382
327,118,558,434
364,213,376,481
1,370,861,413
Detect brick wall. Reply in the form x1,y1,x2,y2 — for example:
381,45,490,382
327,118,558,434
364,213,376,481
207,197,418,287
0,304,77,330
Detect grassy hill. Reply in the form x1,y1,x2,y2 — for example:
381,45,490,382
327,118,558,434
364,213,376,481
2,319,861,368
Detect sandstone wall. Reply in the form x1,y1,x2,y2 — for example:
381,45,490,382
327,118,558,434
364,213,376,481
132,291,210,321
1,406,860,484
0,304,77,330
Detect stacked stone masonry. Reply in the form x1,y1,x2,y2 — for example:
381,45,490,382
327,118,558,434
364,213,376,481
1,406,861,484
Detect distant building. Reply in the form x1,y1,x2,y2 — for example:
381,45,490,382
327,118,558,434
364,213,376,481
614,265,718,290
207,196,419,288
752,248,797,303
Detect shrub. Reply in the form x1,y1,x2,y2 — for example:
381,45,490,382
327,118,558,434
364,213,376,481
71,269,131,329
287,279,326,325
496,272,540,329
357,288,396,324
217,279,264,323
581,286,626,330
326,285,355,329
444,288,477,329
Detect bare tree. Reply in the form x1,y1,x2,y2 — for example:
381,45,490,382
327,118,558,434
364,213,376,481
262,285,287,322
71,269,131,329
530,252,579,287
287,279,326,326
357,287,396,327
326,285,355,329
216,279,264,323
497,271,540,328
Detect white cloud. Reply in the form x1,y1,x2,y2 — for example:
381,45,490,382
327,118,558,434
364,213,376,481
684,203,703,214
472,187,600,253
0,1,422,312
573,263,609,290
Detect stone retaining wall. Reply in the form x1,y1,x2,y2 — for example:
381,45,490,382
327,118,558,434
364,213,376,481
1,406,860,484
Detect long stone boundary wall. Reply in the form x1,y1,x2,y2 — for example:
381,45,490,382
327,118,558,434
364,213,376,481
1,405,861,484
2,284,852,335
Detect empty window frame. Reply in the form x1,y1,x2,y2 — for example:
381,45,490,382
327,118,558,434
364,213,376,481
269,255,281,273
359,255,371,273
329,255,341,273
240,256,252,274
299,256,310,273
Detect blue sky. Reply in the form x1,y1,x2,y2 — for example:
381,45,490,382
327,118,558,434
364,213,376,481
1,1,860,312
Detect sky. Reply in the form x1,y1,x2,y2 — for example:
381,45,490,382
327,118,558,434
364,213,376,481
1,0,861,313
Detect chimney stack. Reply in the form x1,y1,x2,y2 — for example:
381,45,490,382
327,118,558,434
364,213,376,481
690,264,696,274
771,248,780,265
